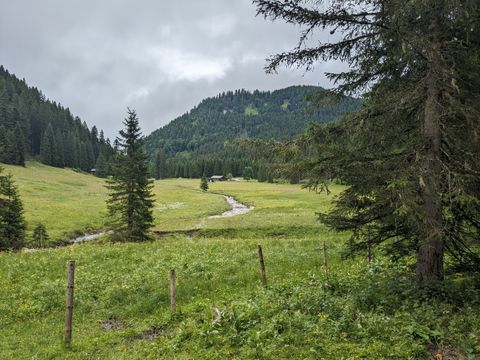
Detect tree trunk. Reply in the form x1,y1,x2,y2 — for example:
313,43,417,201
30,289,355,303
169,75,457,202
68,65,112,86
416,8,444,285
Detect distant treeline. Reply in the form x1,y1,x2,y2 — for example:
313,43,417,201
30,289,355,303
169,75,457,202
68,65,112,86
152,149,298,183
146,86,360,180
0,65,114,175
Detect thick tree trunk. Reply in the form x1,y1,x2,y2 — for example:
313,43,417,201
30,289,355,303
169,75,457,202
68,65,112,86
416,11,444,285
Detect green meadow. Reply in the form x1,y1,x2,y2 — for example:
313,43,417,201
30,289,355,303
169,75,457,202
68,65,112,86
0,162,479,359
2,161,340,245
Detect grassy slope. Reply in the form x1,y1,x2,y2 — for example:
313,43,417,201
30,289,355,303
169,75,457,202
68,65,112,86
2,162,108,242
2,162,231,243
0,163,479,359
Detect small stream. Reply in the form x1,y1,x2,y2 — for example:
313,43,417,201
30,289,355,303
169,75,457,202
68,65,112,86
23,195,252,252
208,196,254,219
71,232,108,244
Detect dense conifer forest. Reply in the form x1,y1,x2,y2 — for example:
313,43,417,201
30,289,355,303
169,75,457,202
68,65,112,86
145,85,360,179
0,66,114,173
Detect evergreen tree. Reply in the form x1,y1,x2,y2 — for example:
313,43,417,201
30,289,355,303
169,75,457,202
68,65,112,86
0,80,11,126
73,137,81,169
95,151,109,178
154,149,167,180
79,142,88,171
0,167,26,250
40,124,57,166
200,176,209,192
32,223,49,248
55,130,65,167
255,0,480,284
0,125,6,163
99,130,105,143
4,130,17,164
257,165,267,182
64,133,76,168
86,141,95,171
106,109,155,242
243,166,253,181
267,172,274,184
289,172,300,185
14,123,26,166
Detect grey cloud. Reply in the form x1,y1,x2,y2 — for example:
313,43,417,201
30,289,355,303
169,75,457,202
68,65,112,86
0,0,345,139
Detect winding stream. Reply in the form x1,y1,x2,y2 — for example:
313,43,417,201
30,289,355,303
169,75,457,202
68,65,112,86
208,195,254,218
71,232,109,244
23,194,253,251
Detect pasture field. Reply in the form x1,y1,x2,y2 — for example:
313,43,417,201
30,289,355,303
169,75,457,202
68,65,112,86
0,162,479,359
3,162,337,244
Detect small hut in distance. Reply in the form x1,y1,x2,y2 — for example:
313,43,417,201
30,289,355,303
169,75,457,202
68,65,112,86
209,175,226,182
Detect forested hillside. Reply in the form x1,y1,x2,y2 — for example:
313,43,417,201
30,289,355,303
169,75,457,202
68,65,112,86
145,86,360,179
0,66,114,174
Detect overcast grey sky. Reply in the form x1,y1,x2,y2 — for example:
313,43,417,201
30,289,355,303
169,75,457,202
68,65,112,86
0,0,344,138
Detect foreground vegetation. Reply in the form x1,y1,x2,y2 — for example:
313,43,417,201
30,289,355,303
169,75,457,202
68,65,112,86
0,162,479,359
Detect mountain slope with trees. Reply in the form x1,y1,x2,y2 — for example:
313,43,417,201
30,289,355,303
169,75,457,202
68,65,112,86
145,85,360,179
0,65,114,172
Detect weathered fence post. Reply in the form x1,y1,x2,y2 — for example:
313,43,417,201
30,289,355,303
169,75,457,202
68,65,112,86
258,245,267,287
323,240,328,275
170,269,176,312
64,260,75,345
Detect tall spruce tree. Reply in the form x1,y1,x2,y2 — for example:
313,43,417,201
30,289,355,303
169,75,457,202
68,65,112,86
79,142,89,171
243,166,253,181
3,130,17,164
55,130,65,167
0,167,26,250
32,223,49,248
0,125,6,163
40,124,57,166
95,151,109,178
14,123,26,166
86,141,95,171
106,109,154,242
200,176,209,192
154,149,167,180
255,0,480,284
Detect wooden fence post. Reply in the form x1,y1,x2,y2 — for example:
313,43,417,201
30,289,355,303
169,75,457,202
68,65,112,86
323,241,328,276
258,245,267,287
64,260,75,345
170,269,176,312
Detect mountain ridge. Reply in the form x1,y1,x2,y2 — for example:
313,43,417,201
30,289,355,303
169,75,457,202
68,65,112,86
144,85,361,179
145,85,361,158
